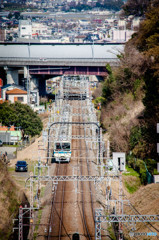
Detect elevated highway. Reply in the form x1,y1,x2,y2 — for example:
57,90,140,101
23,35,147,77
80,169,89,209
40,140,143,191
0,43,124,76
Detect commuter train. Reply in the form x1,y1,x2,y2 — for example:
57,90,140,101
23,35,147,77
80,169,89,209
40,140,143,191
52,104,72,163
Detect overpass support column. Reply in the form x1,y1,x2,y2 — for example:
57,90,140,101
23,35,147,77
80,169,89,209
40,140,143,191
6,67,19,85
24,66,28,79
30,77,39,91
24,66,40,105
24,66,39,91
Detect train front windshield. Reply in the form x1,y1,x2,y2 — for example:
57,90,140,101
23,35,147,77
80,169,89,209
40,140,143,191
55,142,70,151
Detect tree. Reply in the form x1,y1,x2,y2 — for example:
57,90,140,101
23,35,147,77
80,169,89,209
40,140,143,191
125,0,159,159
122,0,151,16
0,102,43,137
14,11,20,20
8,12,13,19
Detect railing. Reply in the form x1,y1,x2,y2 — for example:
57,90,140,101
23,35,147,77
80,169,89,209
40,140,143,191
0,57,119,68
0,57,118,62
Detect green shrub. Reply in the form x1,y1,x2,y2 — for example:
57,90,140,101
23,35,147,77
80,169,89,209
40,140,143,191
129,126,143,149
127,156,147,184
106,63,112,75
102,80,112,101
94,96,106,107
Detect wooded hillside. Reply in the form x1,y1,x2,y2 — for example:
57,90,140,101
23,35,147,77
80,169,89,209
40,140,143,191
94,0,159,177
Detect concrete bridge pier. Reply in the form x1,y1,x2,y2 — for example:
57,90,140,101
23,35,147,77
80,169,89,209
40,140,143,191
6,67,19,85
30,77,40,92
24,66,41,93
24,66,28,79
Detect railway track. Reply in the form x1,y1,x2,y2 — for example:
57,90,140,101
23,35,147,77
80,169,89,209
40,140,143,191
44,78,99,240
47,163,69,240
73,100,95,240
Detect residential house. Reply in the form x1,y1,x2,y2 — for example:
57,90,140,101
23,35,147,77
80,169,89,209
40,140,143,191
1,84,26,101
74,35,86,43
6,88,27,104
32,22,52,39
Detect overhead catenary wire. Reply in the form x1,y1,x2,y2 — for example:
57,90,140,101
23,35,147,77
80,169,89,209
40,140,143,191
123,194,159,236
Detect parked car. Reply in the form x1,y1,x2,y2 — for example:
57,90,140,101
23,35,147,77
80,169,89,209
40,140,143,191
0,140,3,146
15,161,28,172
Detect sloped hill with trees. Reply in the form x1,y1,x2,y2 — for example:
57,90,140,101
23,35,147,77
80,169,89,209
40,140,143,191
122,0,151,16
0,159,28,240
94,0,159,181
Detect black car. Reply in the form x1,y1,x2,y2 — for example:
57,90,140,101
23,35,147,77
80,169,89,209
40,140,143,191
0,140,3,146
15,161,28,172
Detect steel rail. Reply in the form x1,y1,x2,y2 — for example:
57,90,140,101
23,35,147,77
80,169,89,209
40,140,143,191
47,162,70,239
59,166,67,240
47,90,73,239
47,164,60,240
81,96,96,225
85,113,96,225
78,99,92,240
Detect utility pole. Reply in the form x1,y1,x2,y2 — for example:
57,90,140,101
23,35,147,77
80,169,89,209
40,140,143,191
27,66,30,105
18,206,23,240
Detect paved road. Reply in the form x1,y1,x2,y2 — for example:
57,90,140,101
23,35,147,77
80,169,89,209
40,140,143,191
0,146,17,159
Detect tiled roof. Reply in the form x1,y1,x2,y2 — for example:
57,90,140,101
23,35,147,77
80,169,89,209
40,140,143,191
0,125,15,131
6,88,27,95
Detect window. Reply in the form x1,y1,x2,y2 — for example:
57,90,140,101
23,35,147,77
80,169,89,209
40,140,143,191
56,143,61,150
22,27,26,29
17,97,24,102
62,143,70,150
55,142,70,151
